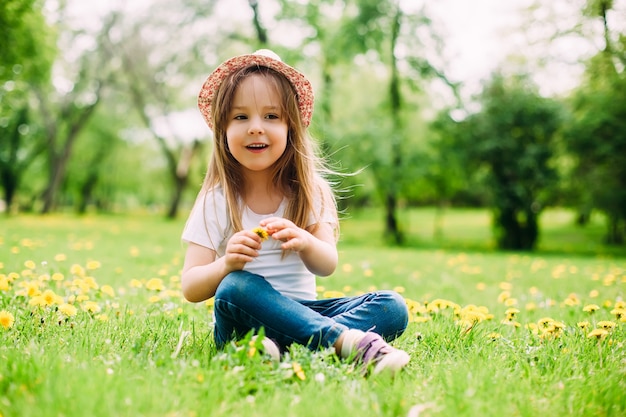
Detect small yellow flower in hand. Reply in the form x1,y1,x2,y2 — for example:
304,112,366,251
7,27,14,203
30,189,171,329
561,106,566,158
252,227,269,241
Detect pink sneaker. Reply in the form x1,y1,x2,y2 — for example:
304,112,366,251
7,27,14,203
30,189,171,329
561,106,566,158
356,332,410,375
251,335,281,361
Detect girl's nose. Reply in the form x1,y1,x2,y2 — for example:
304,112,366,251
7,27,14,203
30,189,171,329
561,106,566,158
247,116,264,135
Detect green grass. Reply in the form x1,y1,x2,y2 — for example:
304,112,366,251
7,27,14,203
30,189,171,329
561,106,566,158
0,209,625,417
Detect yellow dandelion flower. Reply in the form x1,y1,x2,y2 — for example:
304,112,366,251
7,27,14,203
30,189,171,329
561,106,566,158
24,260,36,270
41,289,62,306
17,280,41,297
70,264,85,277
525,302,537,311
252,227,269,241
610,308,625,320
54,253,67,262
145,278,164,291
505,308,520,318
411,316,431,323
363,269,374,277
148,295,161,303
29,296,46,307
537,317,556,329
129,279,143,288
614,300,626,309
476,282,486,291
597,321,616,331
577,321,590,330
59,303,78,317
86,260,101,270
82,301,101,313
342,263,353,273
587,328,608,340
100,285,115,297
95,314,109,322
322,290,345,299
588,289,599,298
76,294,89,302
0,275,10,291
393,286,405,294
487,332,502,341
0,310,15,329
52,272,64,281
292,362,306,381
563,293,580,306
501,319,521,328
129,246,140,257
583,304,600,313
497,291,511,304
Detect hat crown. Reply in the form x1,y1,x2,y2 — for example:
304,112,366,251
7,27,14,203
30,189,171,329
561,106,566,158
253,49,282,61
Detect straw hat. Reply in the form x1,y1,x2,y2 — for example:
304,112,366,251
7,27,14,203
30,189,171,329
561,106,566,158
198,49,314,129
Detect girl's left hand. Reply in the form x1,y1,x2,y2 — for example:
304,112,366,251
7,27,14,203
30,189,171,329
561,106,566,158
259,217,312,252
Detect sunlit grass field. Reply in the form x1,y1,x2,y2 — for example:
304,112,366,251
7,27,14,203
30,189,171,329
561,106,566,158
1,208,625,417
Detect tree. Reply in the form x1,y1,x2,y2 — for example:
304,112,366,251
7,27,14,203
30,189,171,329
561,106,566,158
462,74,562,250
0,0,55,212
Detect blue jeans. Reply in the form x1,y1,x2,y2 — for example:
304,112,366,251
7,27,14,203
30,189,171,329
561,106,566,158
213,271,409,350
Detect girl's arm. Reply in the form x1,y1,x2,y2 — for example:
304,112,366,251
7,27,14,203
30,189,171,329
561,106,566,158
259,218,338,277
181,231,263,302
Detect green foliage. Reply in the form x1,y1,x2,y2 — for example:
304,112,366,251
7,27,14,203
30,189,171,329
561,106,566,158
566,50,626,244
0,213,624,416
454,74,563,250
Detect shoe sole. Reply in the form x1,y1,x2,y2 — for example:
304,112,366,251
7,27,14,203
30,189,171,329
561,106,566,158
372,350,410,374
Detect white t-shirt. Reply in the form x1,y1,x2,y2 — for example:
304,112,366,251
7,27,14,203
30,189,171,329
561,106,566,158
181,186,336,300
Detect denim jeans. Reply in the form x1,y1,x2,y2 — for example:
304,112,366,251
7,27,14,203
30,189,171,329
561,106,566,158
213,270,409,350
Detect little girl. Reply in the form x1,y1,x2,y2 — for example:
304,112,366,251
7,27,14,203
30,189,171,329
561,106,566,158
181,49,410,374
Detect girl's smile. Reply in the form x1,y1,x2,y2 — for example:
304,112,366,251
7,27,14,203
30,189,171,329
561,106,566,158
226,74,288,173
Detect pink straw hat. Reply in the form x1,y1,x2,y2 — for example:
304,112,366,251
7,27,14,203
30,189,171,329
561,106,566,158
198,49,314,130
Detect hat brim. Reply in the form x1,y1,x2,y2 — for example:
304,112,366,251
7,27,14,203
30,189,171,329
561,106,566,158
198,53,314,130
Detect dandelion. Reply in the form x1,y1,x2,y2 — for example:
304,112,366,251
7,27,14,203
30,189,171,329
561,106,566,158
41,289,62,306
322,290,345,298
54,253,67,262
587,328,608,340
577,321,591,330
596,321,616,331
129,279,143,288
52,272,64,281
0,275,10,291
487,332,502,341
82,301,101,314
24,260,36,270
505,308,520,320
292,362,306,381
252,227,269,241
70,264,85,277
583,304,600,313
0,311,15,329
100,285,115,297
610,308,625,320
59,303,78,317
145,278,164,291
86,260,101,270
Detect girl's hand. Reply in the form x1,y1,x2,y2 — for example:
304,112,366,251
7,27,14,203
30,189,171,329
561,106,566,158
259,217,312,252
224,230,262,271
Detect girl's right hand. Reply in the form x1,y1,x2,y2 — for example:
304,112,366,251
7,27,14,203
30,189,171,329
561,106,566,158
224,230,262,271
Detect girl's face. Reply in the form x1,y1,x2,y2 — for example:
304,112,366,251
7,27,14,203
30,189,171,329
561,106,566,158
226,74,288,176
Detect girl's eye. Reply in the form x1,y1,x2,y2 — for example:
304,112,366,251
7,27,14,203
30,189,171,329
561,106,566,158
265,114,280,120
233,114,247,120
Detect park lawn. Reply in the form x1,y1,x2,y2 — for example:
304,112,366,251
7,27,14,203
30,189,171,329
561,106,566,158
0,209,624,417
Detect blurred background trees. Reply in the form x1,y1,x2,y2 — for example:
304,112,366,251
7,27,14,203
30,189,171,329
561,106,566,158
1,0,624,249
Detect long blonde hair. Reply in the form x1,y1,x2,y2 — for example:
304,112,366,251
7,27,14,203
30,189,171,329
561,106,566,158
198,65,337,235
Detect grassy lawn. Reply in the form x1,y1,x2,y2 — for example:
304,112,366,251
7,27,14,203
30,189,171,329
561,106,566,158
0,209,624,417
